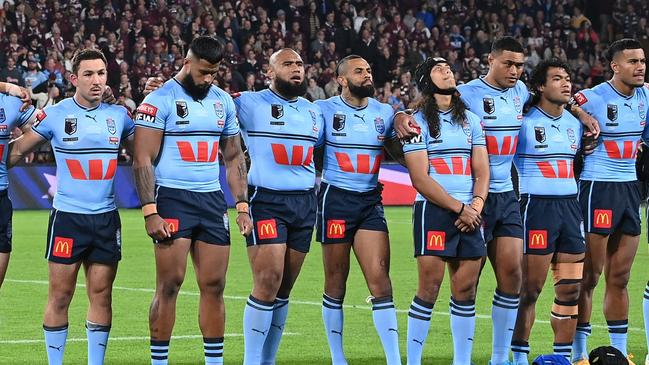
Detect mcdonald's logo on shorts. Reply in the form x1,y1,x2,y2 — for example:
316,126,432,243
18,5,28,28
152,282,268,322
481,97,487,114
164,218,179,234
52,236,73,258
326,219,346,239
257,219,278,240
426,231,445,251
528,230,547,249
593,209,612,229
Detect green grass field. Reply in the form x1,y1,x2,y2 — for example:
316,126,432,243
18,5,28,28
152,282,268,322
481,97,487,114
1,207,648,364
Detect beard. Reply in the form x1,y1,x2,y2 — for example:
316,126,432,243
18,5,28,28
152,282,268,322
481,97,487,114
348,81,375,98
179,73,211,100
274,77,307,98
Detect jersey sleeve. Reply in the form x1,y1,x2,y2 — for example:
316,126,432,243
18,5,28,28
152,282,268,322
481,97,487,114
516,81,531,104
5,95,36,128
401,113,428,154
572,89,597,116
233,92,251,129
135,91,169,130
468,112,485,146
121,107,136,139
31,108,54,140
222,93,240,137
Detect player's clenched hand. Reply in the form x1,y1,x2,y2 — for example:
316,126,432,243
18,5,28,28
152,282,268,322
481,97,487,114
101,87,117,104
455,204,480,232
145,214,171,241
578,111,600,138
393,112,420,139
144,77,164,96
581,131,599,155
236,212,253,236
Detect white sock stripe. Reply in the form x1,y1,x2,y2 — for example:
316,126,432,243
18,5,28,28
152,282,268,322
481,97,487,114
493,293,520,304
409,302,433,314
150,346,169,350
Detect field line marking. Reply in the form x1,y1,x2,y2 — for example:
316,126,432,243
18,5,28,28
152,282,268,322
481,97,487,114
0,332,300,345
5,279,644,332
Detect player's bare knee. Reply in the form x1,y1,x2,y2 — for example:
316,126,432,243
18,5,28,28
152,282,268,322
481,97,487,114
520,284,543,304
606,271,631,290
158,278,183,300
49,290,74,312
255,269,283,292
368,277,392,298
198,276,226,298
418,282,441,303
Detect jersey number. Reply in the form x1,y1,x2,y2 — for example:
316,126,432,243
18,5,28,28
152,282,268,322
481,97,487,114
536,160,574,179
603,140,639,159
177,141,219,163
430,157,471,175
335,152,381,174
271,144,313,166
486,135,518,155
66,159,117,180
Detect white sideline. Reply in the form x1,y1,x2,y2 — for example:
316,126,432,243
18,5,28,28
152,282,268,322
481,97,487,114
4,278,644,333
0,333,300,345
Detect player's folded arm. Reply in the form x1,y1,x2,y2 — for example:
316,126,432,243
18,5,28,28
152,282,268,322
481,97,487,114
404,148,462,214
7,127,46,168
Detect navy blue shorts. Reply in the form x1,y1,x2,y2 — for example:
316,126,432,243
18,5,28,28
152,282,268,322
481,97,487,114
520,194,585,255
247,186,317,253
579,180,641,236
412,200,486,258
482,190,524,243
155,186,230,245
316,182,388,244
45,209,121,264
0,190,12,253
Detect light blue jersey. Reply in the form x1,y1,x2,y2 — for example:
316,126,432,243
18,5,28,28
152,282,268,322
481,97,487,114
0,94,35,190
234,88,324,191
457,78,530,193
402,109,486,204
135,79,240,192
315,96,393,192
514,106,582,196
32,98,134,214
574,82,649,182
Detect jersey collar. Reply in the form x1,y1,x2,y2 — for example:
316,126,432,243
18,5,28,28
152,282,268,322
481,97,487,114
533,105,562,121
72,97,101,112
269,87,298,103
606,80,634,100
479,76,509,93
339,95,368,111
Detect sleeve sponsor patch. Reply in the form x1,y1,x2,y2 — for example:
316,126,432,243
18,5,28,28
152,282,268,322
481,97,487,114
135,103,158,123
573,92,588,106
33,110,47,127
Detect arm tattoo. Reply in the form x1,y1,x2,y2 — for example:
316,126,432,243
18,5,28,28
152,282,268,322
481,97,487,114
133,165,157,205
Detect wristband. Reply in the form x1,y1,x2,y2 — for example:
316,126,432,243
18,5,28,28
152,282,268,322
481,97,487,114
144,213,159,220
472,195,485,203
235,201,249,214
458,203,465,215
141,203,157,217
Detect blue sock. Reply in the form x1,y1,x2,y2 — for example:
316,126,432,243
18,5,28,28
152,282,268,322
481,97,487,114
607,319,628,356
644,282,649,355
553,342,572,360
204,337,223,364
450,297,476,365
407,296,434,365
44,324,68,365
371,296,401,365
261,297,289,365
86,321,110,365
150,339,169,365
511,340,529,365
491,289,519,364
322,294,347,365
243,295,274,365
571,322,591,361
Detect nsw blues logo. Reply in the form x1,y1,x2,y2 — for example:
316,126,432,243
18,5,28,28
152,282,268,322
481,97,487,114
106,118,116,134
214,101,224,119
374,117,385,133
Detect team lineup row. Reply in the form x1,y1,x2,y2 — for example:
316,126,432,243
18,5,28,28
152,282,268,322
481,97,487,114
0,35,647,365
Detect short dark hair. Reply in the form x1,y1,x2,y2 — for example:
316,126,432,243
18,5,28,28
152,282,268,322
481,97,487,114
335,54,364,76
188,36,224,64
606,38,643,62
491,36,524,54
71,48,107,74
529,58,572,92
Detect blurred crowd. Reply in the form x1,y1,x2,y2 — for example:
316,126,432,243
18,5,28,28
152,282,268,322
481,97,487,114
2,0,649,163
